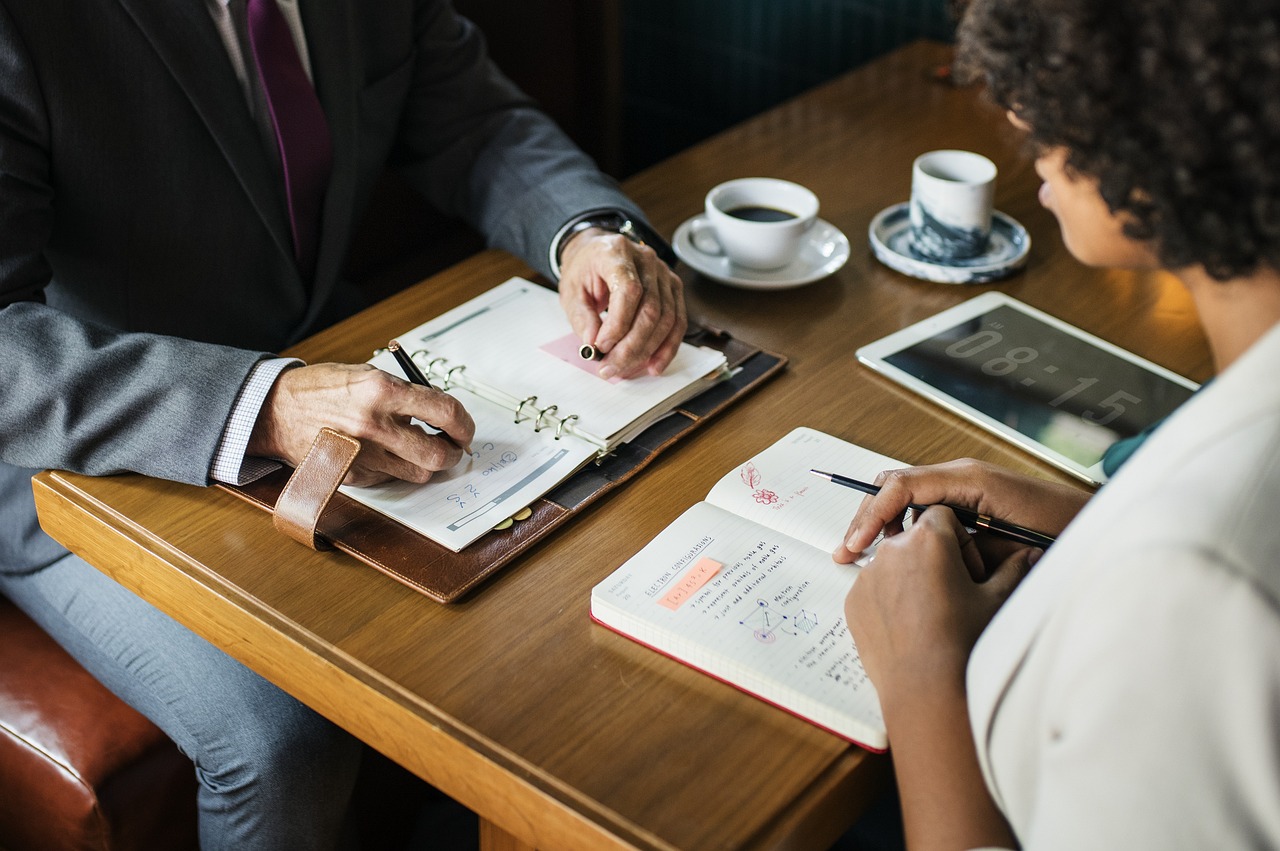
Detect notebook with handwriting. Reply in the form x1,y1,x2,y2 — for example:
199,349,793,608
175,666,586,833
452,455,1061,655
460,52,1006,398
345,277,729,552
590,427,901,750
221,277,786,602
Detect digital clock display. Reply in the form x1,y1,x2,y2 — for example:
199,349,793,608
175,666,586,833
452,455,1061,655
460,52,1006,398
882,304,1197,467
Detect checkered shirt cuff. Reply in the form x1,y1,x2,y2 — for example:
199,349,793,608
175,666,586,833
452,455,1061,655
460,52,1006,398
210,357,302,485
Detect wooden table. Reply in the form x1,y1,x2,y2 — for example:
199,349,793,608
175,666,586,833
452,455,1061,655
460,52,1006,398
32,41,1211,851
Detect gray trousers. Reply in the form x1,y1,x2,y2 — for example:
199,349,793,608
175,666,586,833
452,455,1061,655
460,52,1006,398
1,553,362,850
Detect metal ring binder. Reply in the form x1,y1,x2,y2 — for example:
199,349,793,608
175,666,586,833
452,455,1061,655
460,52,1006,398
409,350,448,380
554,413,579,440
532,405,558,432
514,396,538,423
443,365,466,390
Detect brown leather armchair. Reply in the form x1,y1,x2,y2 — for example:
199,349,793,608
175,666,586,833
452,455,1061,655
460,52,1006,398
0,595,197,850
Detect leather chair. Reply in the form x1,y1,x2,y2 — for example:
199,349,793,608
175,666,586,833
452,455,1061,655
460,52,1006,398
0,595,197,851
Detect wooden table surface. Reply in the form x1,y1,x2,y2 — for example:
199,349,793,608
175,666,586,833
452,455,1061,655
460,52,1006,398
33,41,1211,851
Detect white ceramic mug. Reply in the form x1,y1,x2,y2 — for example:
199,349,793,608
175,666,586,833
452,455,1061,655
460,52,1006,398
690,178,819,270
908,150,997,262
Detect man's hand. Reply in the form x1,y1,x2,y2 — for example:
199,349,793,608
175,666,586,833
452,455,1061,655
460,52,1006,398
248,363,475,486
557,227,687,379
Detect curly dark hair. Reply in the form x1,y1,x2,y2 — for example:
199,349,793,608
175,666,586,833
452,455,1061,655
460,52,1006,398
956,0,1280,280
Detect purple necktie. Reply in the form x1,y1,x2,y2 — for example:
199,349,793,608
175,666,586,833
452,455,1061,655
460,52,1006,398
246,0,332,277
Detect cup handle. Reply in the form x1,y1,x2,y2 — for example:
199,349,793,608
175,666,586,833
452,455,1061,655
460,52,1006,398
688,218,724,257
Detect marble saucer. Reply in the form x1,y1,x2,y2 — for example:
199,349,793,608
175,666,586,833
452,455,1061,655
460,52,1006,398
869,202,1030,284
673,215,850,290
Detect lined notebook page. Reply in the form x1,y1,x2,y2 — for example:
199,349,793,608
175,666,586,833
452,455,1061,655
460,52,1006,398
590,501,886,748
340,383,597,552
399,278,726,442
706,427,907,552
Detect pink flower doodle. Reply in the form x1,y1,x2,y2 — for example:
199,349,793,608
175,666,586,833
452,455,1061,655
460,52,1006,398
741,462,779,504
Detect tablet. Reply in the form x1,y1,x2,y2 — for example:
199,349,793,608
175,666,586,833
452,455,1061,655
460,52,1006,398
856,292,1199,485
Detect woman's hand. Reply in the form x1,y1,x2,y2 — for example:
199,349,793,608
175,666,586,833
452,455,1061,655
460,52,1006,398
834,458,1090,566
846,504,1027,851
845,506,1039,699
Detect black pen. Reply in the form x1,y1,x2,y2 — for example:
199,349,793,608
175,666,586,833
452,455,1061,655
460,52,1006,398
388,339,434,388
388,340,471,455
809,469,1056,549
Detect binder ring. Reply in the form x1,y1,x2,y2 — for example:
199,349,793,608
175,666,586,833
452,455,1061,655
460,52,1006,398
514,396,538,423
421,357,447,381
553,413,579,440
532,404,558,432
443,365,466,390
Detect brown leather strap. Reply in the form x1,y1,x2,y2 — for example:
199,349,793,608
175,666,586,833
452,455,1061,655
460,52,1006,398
273,428,361,550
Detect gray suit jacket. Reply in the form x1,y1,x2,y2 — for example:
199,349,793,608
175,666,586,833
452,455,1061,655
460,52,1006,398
0,0,642,572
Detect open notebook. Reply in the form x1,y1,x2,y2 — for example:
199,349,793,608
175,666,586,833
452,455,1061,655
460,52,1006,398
591,427,905,750
220,278,786,602
343,278,728,552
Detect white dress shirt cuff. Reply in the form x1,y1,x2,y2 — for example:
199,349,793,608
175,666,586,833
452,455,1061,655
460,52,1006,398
210,357,302,485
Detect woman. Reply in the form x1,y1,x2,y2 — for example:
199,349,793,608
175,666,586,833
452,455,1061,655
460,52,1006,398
837,1,1280,847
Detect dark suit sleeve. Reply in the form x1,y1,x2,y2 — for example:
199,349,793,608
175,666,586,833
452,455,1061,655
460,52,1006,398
388,0,647,279
0,4,266,485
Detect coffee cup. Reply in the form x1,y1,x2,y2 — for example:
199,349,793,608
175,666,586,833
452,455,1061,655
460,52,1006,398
690,178,819,270
908,150,996,263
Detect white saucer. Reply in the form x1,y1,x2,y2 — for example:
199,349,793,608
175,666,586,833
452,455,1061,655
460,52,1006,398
869,202,1030,284
673,215,850,289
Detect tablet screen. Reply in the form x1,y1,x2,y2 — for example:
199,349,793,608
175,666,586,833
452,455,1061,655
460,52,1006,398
878,302,1196,469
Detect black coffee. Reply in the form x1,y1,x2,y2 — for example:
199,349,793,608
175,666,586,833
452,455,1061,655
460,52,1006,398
724,205,797,223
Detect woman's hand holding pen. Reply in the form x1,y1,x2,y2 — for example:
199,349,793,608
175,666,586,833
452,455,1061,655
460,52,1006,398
248,363,475,487
841,463,1067,778
557,228,687,380
846,506,1035,694
834,459,1090,569
844,504,1024,851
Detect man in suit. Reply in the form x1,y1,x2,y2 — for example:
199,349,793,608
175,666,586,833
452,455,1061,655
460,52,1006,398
0,0,684,846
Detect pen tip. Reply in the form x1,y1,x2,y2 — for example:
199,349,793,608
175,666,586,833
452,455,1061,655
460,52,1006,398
388,339,401,352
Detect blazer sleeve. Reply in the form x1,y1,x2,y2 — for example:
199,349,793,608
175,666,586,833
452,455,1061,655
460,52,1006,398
0,5,267,486
388,0,645,279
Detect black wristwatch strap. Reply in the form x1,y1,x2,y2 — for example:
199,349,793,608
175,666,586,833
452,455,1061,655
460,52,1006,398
552,208,678,274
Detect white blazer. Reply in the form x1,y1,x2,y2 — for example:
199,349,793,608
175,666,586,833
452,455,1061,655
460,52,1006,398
968,321,1280,849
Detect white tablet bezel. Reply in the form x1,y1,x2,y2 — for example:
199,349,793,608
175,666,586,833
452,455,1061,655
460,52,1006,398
856,292,1199,486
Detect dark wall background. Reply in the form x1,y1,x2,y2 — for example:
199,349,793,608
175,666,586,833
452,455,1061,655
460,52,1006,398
352,0,955,295
458,0,955,177
619,0,955,173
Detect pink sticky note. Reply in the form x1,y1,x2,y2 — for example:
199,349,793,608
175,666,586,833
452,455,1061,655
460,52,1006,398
539,333,622,383
658,557,723,610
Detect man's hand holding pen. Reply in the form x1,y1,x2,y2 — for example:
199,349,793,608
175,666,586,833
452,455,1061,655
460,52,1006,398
247,362,475,487
247,226,686,488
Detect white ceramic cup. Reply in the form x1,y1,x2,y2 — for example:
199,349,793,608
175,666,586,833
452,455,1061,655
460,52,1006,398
908,150,997,262
690,178,819,270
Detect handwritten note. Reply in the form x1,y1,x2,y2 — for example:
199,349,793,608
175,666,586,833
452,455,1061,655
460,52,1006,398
594,502,882,742
658,557,722,610
591,427,905,747
340,382,596,552
706,427,903,553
